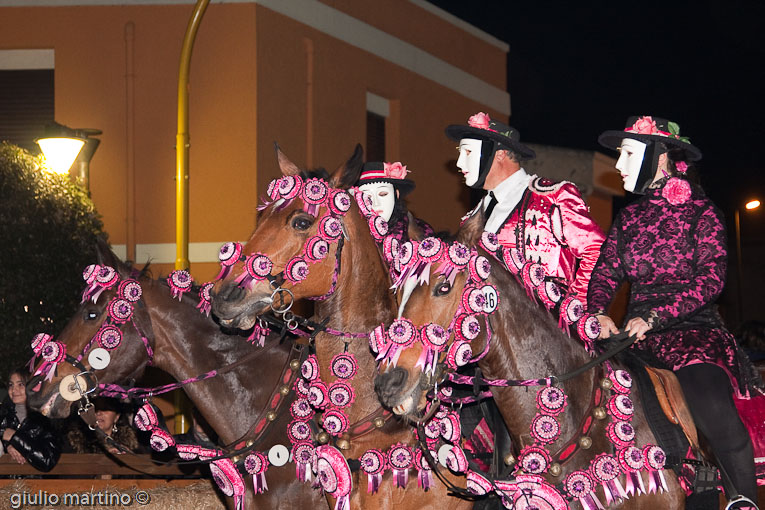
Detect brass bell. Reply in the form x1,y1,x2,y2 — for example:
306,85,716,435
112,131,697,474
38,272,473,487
266,411,277,422
230,455,242,464
600,378,613,390
290,359,301,370
503,453,516,466
336,439,351,450
578,436,593,449
373,417,385,428
593,407,607,420
279,385,290,395
246,439,255,447
548,463,562,477
317,432,330,444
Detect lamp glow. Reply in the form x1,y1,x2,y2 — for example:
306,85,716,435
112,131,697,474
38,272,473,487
37,137,85,174
745,200,760,210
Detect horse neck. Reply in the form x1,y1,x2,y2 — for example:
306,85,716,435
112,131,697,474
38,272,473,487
142,282,284,444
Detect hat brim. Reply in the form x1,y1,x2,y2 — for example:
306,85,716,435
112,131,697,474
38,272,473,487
598,130,702,161
445,125,536,160
357,178,415,197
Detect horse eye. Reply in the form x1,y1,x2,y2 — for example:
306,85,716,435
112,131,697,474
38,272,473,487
85,310,100,321
291,216,313,231
434,282,452,296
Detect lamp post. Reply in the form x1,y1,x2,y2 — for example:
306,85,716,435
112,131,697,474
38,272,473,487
734,199,761,325
36,122,102,192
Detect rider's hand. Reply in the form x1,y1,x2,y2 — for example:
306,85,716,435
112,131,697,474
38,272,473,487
625,317,651,341
596,314,619,339
7,445,25,465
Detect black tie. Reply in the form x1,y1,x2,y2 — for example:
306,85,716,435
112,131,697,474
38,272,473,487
484,191,498,219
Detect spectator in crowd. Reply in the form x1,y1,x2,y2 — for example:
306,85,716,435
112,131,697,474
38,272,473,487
66,397,142,455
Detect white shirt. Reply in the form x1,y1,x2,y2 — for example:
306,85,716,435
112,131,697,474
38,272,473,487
482,168,532,233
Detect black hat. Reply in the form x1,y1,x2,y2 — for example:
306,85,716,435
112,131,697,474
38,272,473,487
598,116,702,161
356,161,415,196
445,112,536,160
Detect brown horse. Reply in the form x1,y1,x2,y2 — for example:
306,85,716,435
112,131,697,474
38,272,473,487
373,213,685,509
25,244,326,510
211,147,473,510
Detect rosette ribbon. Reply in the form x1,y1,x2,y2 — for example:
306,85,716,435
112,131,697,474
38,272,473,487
415,449,434,491
196,282,214,316
386,444,414,489
377,319,417,367
416,323,449,375
590,454,627,506
211,458,246,510
618,446,646,497
247,321,270,347
33,340,66,382
81,265,120,303
28,333,52,372
167,270,193,301
643,445,668,494
291,442,314,483
359,449,385,494
564,470,605,510
244,452,270,494
316,445,352,510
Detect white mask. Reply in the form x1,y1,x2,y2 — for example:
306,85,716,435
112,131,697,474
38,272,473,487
615,138,648,192
359,182,397,222
457,138,483,187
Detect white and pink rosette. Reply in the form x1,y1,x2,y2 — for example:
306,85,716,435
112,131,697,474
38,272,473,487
558,296,584,329
479,231,499,255
301,355,320,381
316,445,353,510
609,369,633,394
411,237,444,285
354,188,374,217
466,469,493,496
440,411,462,444
328,381,355,409
287,419,313,444
107,298,133,323
446,340,473,370
292,441,315,482
196,281,214,316
537,280,563,310
521,262,546,299
496,474,569,510
359,449,386,494
216,242,243,280
33,340,66,381
642,445,668,494
564,470,604,510
328,189,352,216
577,314,601,350
276,175,303,201
386,443,414,488
307,381,329,409
368,215,389,241
435,242,471,286
530,414,561,444
618,446,647,497
455,313,482,342
518,445,551,475
589,454,627,505
149,428,175,452
502,247,526,275
417,323,449,375
445,446,469,474
318,215,343,241
167,270,193,301
368,324,386,355
235,253,273,289
468,254,492,283
294,377,310,398
304,236,330,263
134,403,160,431
607,394,634,421
82,265,120,303
117,279,142,303
290,398,315,421
322,409,350,437
378,318,417,366
301,178,329,216
606,420,635,448
415,449,435,491
536,386,568,416
211,458,246,510
28,333,53,372
284,257,309,284
244,451,270,494
330,353,358,380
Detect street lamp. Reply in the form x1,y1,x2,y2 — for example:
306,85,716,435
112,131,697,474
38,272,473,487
734,198,761,325
36,122,102,191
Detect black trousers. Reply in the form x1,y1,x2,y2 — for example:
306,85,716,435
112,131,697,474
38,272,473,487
675,363,758,503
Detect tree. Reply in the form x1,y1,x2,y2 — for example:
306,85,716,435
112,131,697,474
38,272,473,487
0,142,106,381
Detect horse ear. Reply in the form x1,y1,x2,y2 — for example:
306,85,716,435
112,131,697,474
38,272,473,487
274,143,301,176
329,143,364,190
456,209,486,248
95,237,130,276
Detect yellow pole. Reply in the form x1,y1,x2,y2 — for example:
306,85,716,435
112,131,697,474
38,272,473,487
175,0,210,272
174,0,210,435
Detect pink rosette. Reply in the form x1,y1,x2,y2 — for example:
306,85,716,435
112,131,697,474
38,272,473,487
577,314,602,344
83,264,100,284
218,242,243,267
439,386,453,398
466,470,493,495
618,446,647,497
294,377,310,397
284,257,309,284
609,369,633,394
422,415,442,441
149,428,175,452
96,324,123,350
387,443,414,488
564,470,603,510
467,112,491,129
536,280,563,309
417,322,449,374
167,270,192,300
445,447,469,474
522,262,545,290
662,177,691,205
330,353,357,380
500,475,569,510
328,381,355,408
518,445,551,475
530,414,561,444
417,237,444,262
369,215,389,241
175,443,200,460
134,403,159,431
642,445,668,494
290,398,315,420
378,318,417,366
210,458,246,509
536,386,567,416
607,394,634,421
415,449,435,491
318,216,343,240
107,298,133,323
455,313,481,341
446,340,472,369
242,253,273,281
315,445,352,510
304,236,330,262
301,355,320,381
462,287,487,314
267,178,279,200
302,178,329,205
382,235,399,263
355,189,374,217
287,419,312,443
194,446,222,461
95,265,120,288
479,231,499,253
606,420,636,447
245,452,270,494
307,381,329,409
439,411,462,443
360,449,386,494
503,247,526,274
38,340,65,368
468,255,492,282
448,242,471,268
277,175,303,200
559,296,584,326
31,333,52,355
328,189,352,215
368,324,387,355
292,441,315,482
196,281,214,316
117,279,142,302
398,241,415,266
590,454,627,505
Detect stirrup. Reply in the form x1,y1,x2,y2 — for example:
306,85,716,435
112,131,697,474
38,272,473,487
725,495,759,510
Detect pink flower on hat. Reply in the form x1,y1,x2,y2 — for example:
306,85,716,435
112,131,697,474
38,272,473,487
662,177,691,205
675,161,688,173
467,112,491,130
628,116,658,135
384,162,409,179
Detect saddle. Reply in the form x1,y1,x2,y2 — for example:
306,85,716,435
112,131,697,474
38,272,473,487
644,366,700,451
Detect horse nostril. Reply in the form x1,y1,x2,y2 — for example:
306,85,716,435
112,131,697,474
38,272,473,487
219,283,246,304
374,367,408,402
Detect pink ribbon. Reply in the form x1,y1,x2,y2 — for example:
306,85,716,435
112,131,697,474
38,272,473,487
366,473,382,494
624,471,646,497
647,469,668,494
